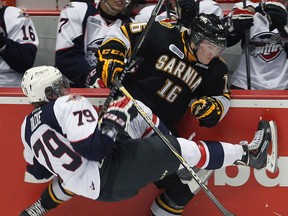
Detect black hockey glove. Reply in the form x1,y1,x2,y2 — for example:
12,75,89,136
257,1,287,32
96,39,126,88
85,68,106,88
0,27,6,50
191,96,222,128
176,0,198,28
100,96,138,138
226,7,255,33
283,40,288,58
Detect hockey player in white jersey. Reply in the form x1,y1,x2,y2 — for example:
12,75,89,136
0,0,39,87
55,0,133,88
133,0,223,25
18,66,275,216
226,0,288,89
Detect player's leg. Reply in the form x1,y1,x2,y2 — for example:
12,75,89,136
150,119,273,216
19,177,74,216
127,99,170,139
97,135,182,201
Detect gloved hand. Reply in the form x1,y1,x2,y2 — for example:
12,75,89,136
0,26,6,50
101,96,138,137
191,96,222,128
96,40,126,88
176,0,198,28
258,1,288,32
85,68,106,88
226,7,255,32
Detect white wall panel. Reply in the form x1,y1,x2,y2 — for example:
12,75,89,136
16,0,69,10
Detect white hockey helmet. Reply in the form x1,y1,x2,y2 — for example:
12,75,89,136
21,66,70,103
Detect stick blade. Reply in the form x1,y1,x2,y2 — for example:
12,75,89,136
266,120,278,173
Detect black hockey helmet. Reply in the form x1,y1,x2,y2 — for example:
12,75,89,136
188,13,227,49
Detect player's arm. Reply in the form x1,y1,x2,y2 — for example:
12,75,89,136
0,7,39,73
21,118,54,182
95,22,147,88
191,65,231,128
55,2,96,87
223,3,256,47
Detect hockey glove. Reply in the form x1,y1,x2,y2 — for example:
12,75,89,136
226,7,255,33
176,0,198,28
101,96,138,137
0,27,6,51
85,68,106,88
96,39,126,88
191,96,222,128
258,1,287,32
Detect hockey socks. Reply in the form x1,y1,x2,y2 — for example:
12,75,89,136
150,192,184,216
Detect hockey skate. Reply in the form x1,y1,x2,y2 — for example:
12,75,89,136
236,119,278,172
19,199,48,216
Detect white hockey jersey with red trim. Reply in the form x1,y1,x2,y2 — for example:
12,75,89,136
21,95,102,199
230,2,288,89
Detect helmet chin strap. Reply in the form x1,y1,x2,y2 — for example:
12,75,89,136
101,0,119,15
187,39,200,61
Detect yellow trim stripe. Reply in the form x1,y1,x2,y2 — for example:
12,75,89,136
48,182,64,204
156,197,184,214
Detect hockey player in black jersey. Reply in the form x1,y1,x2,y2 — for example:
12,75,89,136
94,13,231,216
96,13,230,131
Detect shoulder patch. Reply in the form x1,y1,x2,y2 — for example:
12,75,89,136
66,95,83,102
159,21,174,28
17,9,30,18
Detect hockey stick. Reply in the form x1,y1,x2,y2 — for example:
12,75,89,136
165,0,171,19
98,0,165,119
243,0,251,89
113,78,235,216
266,121,278,173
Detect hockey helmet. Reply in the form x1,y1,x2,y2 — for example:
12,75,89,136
22,66,70,103
188,13,227,53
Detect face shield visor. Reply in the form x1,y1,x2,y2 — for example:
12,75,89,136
45,76,70,100
197,39,226,56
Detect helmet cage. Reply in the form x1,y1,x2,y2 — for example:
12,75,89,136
44,76,70,101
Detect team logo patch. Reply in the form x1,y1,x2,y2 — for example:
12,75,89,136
249,32,284,62
66,95,82,102
169,44,184,59
86,39,103,67
159,21,174,28
17,9,30,18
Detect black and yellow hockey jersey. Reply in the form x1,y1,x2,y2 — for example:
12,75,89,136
103,21,230,130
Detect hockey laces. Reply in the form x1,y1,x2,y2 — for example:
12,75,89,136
26,200,48,216
248,128,264,151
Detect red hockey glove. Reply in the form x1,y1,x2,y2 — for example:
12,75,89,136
226,7,255,32
85,68,106,88
191,96,222,128
101,96,138,136
96,39,126,88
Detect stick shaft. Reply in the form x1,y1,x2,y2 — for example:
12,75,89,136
243,0,251,89
98,0,165,118
114,79,235,216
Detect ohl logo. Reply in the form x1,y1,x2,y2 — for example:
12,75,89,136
249,32,283,62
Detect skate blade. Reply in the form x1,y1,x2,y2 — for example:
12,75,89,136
266,120,278,173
